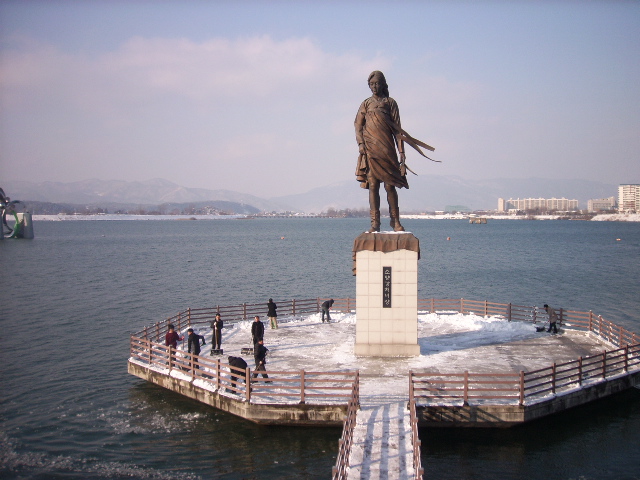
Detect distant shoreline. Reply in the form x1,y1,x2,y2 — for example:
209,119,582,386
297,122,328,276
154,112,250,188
29,213,640,222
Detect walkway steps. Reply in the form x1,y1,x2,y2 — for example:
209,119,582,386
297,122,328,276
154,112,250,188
347,398,415,480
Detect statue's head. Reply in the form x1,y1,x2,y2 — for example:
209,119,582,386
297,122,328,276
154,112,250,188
368,70,389,98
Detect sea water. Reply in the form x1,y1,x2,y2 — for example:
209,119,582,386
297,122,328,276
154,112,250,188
1,218,639,479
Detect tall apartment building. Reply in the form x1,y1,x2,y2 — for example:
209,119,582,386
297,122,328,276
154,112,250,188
618,184,640,213
497,197,579,212
587,196,616,213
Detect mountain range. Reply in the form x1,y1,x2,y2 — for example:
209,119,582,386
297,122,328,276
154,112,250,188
2,177,619,214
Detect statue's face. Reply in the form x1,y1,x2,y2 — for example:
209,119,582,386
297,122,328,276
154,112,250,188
369,78,382,96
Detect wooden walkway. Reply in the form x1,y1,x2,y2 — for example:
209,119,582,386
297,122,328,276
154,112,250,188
347,399,415,480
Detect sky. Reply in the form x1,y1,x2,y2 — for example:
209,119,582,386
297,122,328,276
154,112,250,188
1,0,639,197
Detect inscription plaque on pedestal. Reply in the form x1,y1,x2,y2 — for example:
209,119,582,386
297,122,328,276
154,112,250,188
383,266,392,308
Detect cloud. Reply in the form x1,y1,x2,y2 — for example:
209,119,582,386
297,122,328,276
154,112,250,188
0,34,503,193
2,35,387,111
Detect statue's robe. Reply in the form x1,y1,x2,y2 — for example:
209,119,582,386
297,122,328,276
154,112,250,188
354,96,408,190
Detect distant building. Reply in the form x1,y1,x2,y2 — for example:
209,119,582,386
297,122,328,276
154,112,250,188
497,197,579,212
618,184,640,213
587,196,617,213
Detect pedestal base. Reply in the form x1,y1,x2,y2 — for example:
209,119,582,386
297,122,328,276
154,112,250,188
354,343,420,357
353,232,420,357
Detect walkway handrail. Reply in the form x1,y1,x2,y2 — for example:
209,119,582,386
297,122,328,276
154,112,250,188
409,371,425,480
332,371,360,480
129,334,358,404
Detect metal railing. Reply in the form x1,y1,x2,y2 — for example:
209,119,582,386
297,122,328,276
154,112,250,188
411,343,640,406
131,297,638,480
409,377,425,480
331,371,360,480
133,298,353,343
129,336,358,404
409,301,639,407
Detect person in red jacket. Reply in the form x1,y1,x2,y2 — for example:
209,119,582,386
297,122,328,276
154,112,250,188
165,324,183,349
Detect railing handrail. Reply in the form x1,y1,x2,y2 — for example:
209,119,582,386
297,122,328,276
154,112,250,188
409,371,425,480
129,333,358,404
134,298,638,349
332,371,360,480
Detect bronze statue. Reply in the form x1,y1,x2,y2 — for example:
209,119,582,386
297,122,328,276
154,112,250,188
355,71,438,232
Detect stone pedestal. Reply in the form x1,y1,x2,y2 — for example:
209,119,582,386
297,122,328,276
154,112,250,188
353,232,420,357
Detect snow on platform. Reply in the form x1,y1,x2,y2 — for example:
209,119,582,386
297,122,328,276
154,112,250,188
180,310,611,405
346,401,415,480
161,311,614,479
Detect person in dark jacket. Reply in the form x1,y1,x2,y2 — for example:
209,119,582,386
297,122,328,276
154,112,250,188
251,315,264,345
165,324,183,349
544,304,559,334
252,340,270,381
321,299,334,323
187,328,206,369
267,298,278,329
227,356,247,392
211,313,223,351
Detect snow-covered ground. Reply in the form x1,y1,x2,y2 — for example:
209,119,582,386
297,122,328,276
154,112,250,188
148,311,607,405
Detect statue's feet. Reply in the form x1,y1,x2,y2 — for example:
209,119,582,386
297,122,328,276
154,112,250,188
367,226,380,233
390,217,405,232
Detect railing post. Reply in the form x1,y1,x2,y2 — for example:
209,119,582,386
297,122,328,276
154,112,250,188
292,298,296,316
409,370,414,401
519,371,525,406
602,350,607,378
148,340,152,365
559,308,564,325
484,300,488,317
460,298,464,314
300,370,306,404
431,298,434,313
532,306,537,323
243,303,247,320
551,363,556,394
216,359,220,390
598,315,603,338
168,346,173,371
188,307,191,324
578,357,583,386
619,326,624,347
246,368,251,402
463,371,469,406
508,303,512,322
624,346,629,373
589,311,593,332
